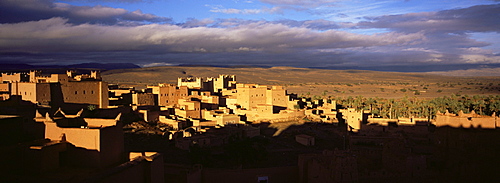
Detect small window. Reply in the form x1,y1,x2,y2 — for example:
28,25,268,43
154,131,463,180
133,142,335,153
75,91,78,94
83,90,86,94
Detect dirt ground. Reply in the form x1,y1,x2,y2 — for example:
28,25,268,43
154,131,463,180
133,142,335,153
286,82,500,99
102,66,500,99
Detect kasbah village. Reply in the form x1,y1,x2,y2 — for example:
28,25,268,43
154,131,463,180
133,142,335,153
1,70,500,183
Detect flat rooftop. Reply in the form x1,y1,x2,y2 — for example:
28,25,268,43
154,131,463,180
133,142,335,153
0,115,20,119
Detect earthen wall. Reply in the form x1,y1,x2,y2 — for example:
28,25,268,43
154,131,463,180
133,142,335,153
60,81,108,108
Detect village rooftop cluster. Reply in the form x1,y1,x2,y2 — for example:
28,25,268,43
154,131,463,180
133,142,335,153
1,70,499,182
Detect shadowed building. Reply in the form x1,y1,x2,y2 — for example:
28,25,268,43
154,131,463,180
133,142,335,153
298,150,358,183
36,109,124,168
0,107,164,183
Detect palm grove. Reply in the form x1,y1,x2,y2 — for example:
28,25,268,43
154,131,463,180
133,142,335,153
325,95,500,119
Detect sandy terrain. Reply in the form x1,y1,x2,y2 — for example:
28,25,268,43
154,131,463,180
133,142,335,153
102,66,500,99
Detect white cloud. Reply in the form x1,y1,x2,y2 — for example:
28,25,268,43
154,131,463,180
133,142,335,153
0,17,424,54
259,0,337,7
208,5,282,14
0,0,170,24
141,62,179,67
72,5,128,18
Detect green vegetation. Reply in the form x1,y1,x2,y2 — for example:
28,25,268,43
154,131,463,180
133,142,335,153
87,104,97,111
333,95,500,119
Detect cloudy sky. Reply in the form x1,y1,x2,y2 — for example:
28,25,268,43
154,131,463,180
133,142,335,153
1,0,499,70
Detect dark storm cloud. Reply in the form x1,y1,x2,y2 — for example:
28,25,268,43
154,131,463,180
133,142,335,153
0,0,171,24
352,3,500,64
0,18,423,53
358,4,500,33
0,48,350,68
0,17,424,67
0,1,499,69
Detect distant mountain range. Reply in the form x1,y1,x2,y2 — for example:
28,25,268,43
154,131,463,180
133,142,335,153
2,62,500,74
0,62,141,72
308,63,500,72
177,63,500,72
